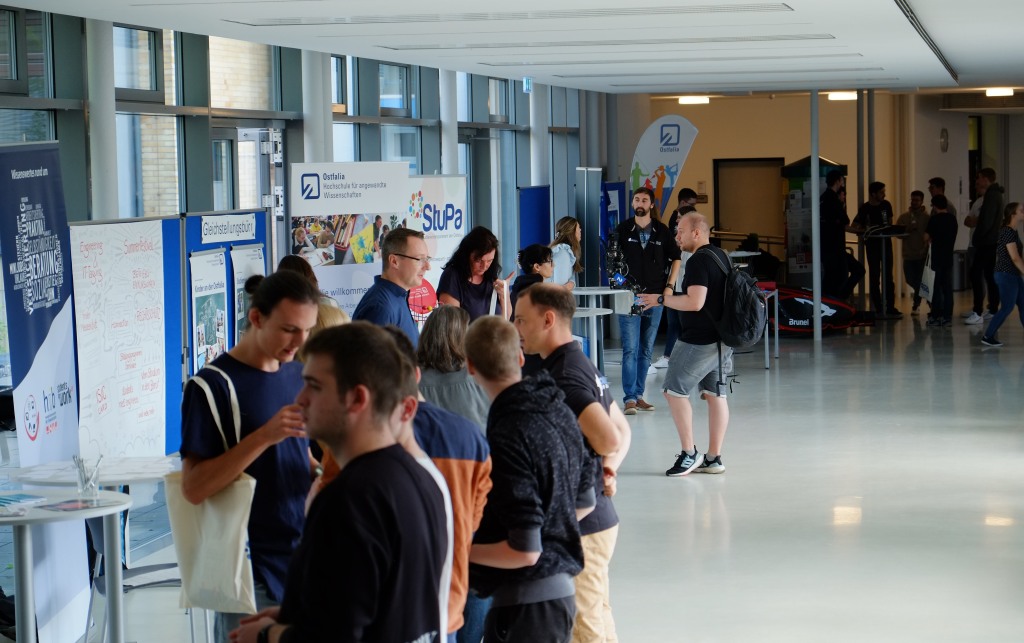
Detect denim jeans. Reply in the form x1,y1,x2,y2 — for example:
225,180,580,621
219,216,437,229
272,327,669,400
931,265,954,322
984,271,1024,340
457,590,493,643
618,307,663,404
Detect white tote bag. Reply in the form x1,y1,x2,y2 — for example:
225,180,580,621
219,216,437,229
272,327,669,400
919,248,935,303
165,471,257,613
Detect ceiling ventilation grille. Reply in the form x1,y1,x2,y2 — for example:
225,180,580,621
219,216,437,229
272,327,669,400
481,53,862,67
381,34,834,51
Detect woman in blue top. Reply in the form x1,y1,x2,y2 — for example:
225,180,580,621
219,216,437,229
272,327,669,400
438,226,512,321
179,270,320,642
549,216,583,290
981,202,1024,347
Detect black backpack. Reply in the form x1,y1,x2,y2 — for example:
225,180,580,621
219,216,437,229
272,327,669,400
697,247,767,349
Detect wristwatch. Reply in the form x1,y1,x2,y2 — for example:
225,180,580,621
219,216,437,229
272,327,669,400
657,295,665,304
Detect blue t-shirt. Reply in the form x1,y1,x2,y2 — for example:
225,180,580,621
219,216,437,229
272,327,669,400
438,267,499,321
180,353,310,603
352,275,420,346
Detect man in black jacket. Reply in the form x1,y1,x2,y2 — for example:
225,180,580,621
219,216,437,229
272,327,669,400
964,168,1004,324
615,186,680,415
466,316,595,643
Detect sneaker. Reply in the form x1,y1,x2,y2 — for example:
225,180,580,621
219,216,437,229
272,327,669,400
964,312,984,325
886,308,903,318
941,318,953,328
961,310,975,318
623,401,637,416
981,336,1003,347
694,455,725,474
652,356,670,369
926,317,940,327
647,365,657,376
666,450,703,477
984,312,994,321
635,398,656,412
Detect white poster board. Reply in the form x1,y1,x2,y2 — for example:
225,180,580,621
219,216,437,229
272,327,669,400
230,245,266,343
70,220,167,458
190,251,229,371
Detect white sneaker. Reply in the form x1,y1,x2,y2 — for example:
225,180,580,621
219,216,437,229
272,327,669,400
960,310,975,318
652,356,670,369
964,312,983,325
983,312,994,321
647,365,657,376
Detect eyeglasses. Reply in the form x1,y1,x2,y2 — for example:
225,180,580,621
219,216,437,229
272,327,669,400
393,253,432,266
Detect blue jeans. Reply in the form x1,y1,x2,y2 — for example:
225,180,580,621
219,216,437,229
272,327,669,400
931,265,954,321
457,590,493,643
618,307,663,404
984,272,1024,340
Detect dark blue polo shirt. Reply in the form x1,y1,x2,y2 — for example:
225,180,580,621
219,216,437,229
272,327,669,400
352,275,420,346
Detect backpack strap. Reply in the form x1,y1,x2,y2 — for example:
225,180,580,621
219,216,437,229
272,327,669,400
698,246,731,276
188,365,241,453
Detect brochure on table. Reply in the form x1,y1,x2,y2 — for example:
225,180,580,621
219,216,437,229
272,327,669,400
289,162,467,320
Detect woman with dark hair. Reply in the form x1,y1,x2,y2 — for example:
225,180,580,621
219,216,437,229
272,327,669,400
981,202,1024,347
417,306,490,430
277,254,340,308
180,270,321,642
437,226,513,321
549,215,583,290
509,244,553,320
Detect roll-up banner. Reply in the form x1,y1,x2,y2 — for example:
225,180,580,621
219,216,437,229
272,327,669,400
629,115,699,217
0,142,89,642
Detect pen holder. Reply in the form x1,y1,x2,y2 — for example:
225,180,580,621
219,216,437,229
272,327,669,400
75,457,100,498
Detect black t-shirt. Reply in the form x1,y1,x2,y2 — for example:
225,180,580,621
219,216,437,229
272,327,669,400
530,342,619,536
820,188,849,252
679,245,729,345
925,212,958,270
278,444,447,643
995,226,1023,274
854,200,895,249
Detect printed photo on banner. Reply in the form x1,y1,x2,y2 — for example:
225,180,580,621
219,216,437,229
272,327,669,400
291,214,391,266
230,245,266,343
630,115,699,216
189,252,229,371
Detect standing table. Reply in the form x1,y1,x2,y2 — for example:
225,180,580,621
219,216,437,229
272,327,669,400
572,287,629,370
0,490,132,643
572,307,613,368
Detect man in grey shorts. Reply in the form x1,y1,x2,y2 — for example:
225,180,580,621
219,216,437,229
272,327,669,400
639,212,732,476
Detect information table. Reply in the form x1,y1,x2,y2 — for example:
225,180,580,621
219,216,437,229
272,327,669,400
573,287,628,369
0,490,132,643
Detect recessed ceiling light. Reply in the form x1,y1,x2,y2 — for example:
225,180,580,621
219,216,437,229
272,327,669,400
985,87,1014,97
828,91,858,101
678,96,710,105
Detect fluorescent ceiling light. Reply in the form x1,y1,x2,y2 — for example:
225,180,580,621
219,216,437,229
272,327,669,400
828,91,858,101
985,87,1014,97
678,96,710,104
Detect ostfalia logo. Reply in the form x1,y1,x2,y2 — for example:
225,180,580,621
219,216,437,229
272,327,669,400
660,124,681,147
301,173,320,200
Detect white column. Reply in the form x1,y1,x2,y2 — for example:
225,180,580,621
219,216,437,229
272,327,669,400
85,20,119,219
302,50,333,163
530,83,550,186
439,69,458,175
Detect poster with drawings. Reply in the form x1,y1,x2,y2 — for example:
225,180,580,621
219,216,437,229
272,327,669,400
70,220,166,459
190,251,228,372
230,245,266,343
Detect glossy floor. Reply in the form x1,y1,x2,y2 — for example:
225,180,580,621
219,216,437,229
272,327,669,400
99,296,1024,642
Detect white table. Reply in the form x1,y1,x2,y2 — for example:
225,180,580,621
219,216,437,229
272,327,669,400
573,307,614,367
0,490,132,643
573,287,629,369
761,287,780,369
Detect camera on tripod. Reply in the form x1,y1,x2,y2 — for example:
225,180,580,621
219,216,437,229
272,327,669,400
605,231,644,316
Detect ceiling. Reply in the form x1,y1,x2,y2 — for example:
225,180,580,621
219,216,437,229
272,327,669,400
14,0,1024,96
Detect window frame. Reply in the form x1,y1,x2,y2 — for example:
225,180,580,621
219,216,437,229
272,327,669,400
0,7,29,95
379,62,410,118
113,24,165,104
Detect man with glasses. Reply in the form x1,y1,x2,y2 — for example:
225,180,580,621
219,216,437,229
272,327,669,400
354,227,430,346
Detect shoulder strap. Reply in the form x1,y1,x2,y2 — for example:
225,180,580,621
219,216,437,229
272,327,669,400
188,365,241,452
698,246,730,275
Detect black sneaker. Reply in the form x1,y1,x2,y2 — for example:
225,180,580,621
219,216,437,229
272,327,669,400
981,336,1003,347
694,455,725,474
666,450,703,477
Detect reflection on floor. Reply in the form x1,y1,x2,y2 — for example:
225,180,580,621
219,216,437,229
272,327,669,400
9,292,1024,641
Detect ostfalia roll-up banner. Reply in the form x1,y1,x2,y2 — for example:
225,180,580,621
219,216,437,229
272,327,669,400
289,162,411,314
629,115,699,217
0,142,90,642
70,219,167,460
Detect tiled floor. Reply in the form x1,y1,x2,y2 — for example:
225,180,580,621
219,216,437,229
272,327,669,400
8,291,1024,642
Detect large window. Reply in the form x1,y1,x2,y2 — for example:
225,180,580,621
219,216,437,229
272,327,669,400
456,72,470,121
331,55,346,108
0,8,26,93
116,114,180,218
488,78,508,123
379,63,409,115
333,123,356,162
26,10,49,97
0,109,52,143
209,37,278,110
114,26,156,91
381,124,420,173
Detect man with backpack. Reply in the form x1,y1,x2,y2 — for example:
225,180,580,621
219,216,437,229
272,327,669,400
639,212,732,477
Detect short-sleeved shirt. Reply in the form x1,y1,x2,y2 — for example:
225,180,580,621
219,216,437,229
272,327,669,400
438,267,499,321
179,353,310,602
278,444,447,642
531,341,619,536
352,275,420,346
679,245,730,345
995,226,1023,274
925,212,958,270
